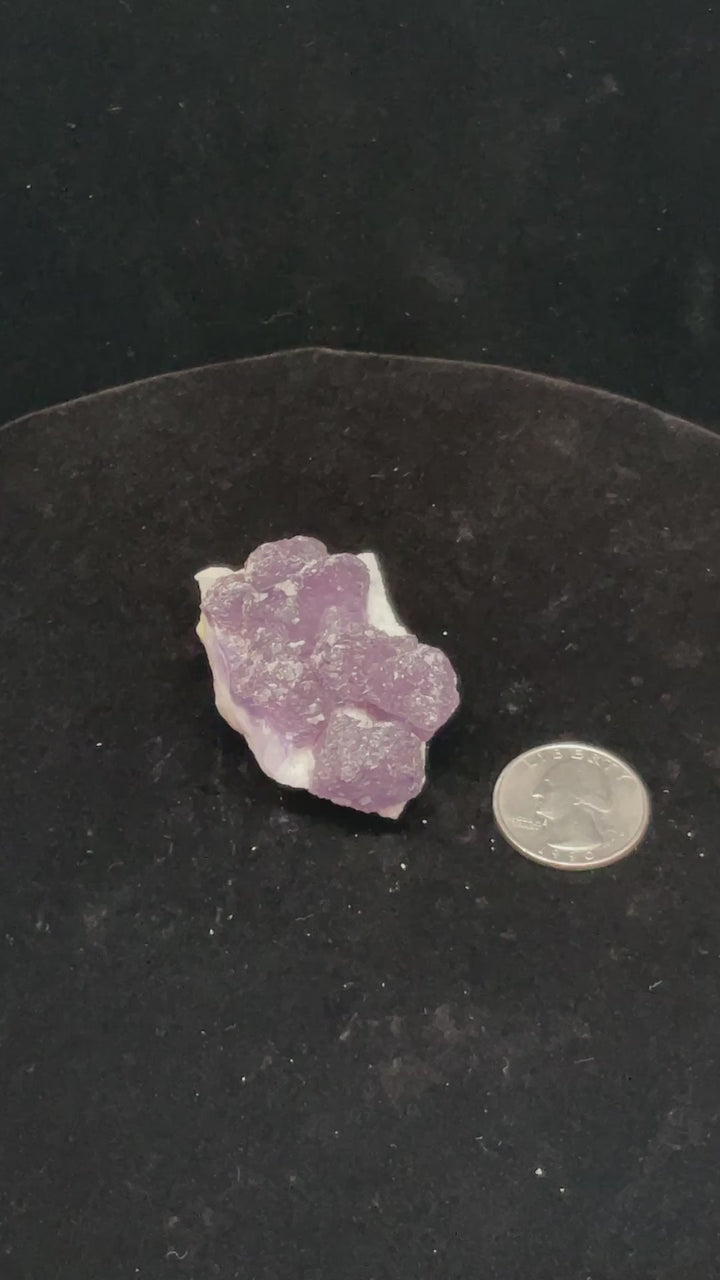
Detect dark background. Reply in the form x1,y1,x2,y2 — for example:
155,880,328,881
2,0,719,427
4,4,720,1274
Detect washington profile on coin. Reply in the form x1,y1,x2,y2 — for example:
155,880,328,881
492,742,650,869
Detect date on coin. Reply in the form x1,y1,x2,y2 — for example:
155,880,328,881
492,742,650,870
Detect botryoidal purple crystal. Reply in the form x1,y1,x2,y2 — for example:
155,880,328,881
195,537,459,817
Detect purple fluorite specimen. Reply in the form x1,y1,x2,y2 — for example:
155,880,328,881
195,537,459,817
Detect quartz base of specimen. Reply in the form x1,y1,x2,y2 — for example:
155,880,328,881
196,537,459,818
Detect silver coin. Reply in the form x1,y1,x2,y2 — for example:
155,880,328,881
492,742,650,870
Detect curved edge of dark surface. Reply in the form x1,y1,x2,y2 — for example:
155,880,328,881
3,336,720,1280
2,346,718,448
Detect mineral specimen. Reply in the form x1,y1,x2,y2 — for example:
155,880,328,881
195,537,459,817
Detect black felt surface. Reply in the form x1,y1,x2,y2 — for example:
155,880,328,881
2,349,720,1278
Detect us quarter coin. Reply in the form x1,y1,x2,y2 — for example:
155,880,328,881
492,742,650,870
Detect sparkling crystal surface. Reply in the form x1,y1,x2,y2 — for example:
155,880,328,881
196,537,459,816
